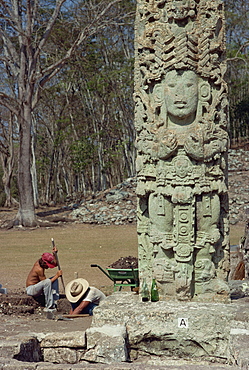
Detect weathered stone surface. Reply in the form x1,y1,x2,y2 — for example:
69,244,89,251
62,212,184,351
43,347,77,364
134,0,230,301
2,294,249,367
229,280,249,299
82,324,128,364
0,338,21,360
229,332,249,368
92,292,249,365
0,358,37,369
41,331,87,364
0,356,239,369
41,331,86,348
0,335,41,362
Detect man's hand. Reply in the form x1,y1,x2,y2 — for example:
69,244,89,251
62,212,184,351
56,270,63,277
69,300,90,315
52,245,58,254
50,270,62,283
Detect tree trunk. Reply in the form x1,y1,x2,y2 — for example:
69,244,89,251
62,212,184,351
31,132,39,207
0,113,18,207
16,105,37,226
1,153,18,208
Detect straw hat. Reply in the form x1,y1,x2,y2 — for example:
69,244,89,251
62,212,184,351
65,278,89,303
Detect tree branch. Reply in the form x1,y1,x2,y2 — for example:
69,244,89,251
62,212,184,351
32,0,122,107
0,93,20,116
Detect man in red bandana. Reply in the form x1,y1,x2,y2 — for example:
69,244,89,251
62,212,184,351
26,245,62,311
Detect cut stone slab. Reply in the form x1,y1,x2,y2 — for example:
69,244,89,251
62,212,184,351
0,334,42,362
82,324,128,364
41,331,86,348
0,357,240,369
92,292,249,364
41,331,87,364
1,292,249,368
0,358,37,369
229,331,249,368
42,347,78,364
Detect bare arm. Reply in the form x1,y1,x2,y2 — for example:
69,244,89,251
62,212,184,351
69,300,90,315
50,270,63,283
52,245,58,255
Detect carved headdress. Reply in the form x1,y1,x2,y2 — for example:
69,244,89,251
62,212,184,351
134,0,228,129
136,0,226,77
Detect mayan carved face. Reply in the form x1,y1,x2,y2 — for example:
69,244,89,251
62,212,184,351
166,0,197,20
165,70,198,123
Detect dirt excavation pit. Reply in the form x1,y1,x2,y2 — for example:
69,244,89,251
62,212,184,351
0,291,93,337
0,256,139,341
0,289,71,315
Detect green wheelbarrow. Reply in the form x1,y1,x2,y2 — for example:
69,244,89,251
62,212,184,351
91,264,139,291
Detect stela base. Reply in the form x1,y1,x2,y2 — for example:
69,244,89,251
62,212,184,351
91,291,249,368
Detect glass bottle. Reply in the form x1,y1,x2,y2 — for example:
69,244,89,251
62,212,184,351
151,278,159,302
141,278,150,302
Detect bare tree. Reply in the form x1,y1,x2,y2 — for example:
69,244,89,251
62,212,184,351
0,108,18,207
225,0,249,142
0,0,125,226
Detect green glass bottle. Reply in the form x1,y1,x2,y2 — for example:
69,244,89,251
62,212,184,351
151,278,159,302
141,278,150,302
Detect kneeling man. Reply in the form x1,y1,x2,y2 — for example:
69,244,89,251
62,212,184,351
65,278,106,316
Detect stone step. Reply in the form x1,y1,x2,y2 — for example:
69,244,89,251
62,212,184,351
0,356,240,369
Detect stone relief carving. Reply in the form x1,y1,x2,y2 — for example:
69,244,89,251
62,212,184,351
135,0,229,301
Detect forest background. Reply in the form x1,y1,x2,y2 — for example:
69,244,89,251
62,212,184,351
0,0,248,227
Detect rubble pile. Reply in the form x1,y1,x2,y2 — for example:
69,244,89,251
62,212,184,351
71,149,249,226
228,149,249,224
71,177,137,225
108,256,138,269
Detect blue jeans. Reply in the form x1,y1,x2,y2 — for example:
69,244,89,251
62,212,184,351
71,301,97,316
26,278,59,309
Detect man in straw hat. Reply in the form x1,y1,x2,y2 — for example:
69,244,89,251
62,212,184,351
65,278,106,316
26,245,62,312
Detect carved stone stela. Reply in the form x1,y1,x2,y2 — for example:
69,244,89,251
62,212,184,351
134,0,230,301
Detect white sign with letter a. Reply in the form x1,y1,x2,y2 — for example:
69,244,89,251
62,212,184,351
178,318,188,328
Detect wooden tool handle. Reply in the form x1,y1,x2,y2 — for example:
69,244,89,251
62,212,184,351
51,238,65,291
52,238,61,269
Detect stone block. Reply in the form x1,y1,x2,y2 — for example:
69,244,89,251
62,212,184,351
42,347,77,364
0,339,20,359
0,357,37,369
229,330,249,368
92,293,235,361
0,335,41,362
37,363,83,369
41,331,86,348
82,324,128,364
229,280,249,299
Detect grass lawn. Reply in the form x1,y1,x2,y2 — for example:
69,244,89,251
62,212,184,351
0,222,245,293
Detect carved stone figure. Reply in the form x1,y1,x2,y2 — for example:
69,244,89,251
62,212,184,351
135,0,230,301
